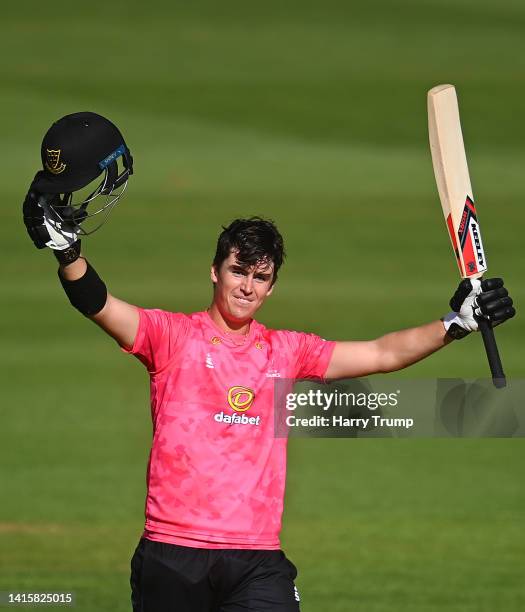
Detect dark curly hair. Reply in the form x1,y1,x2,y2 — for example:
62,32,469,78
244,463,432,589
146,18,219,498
213,217,285,285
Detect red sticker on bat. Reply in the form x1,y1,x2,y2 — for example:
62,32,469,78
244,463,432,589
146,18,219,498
446,213,463,275
456,196,487,277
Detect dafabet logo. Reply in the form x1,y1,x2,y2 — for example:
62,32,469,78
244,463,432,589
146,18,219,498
214,386,261,426
227,386,255,412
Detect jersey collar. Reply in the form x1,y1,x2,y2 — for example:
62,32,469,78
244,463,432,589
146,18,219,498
202,310,262,348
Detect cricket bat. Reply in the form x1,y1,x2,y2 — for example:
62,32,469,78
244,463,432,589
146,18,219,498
427,84,506,388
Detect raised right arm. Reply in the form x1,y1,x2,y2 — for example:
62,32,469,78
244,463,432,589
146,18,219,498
23,178,140,350
59,256,140,351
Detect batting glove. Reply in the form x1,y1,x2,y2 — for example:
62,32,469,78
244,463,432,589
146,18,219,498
23,179,81,264
442,278,516,340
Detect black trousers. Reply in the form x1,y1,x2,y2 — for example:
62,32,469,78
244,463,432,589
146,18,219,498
130,538,301,612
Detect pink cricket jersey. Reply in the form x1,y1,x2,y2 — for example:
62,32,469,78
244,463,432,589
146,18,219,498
123,309,335,549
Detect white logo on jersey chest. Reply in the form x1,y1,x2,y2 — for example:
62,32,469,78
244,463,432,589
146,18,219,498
205,346,280,377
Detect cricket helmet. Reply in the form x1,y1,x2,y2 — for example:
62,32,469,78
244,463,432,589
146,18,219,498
32,111,133,234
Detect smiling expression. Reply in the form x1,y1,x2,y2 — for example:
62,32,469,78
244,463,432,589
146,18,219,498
210,251,275,330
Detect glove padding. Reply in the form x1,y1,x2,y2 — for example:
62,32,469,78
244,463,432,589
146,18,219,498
443,278,516,340
23,185,49,249
23,179,80,251
23,177,82,265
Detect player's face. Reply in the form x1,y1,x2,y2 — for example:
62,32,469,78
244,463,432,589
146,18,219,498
211,251,275,325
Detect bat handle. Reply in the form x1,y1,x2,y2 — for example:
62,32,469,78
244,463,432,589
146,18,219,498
478,318,506,388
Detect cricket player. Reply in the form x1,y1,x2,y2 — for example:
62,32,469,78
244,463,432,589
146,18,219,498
23,113,516,612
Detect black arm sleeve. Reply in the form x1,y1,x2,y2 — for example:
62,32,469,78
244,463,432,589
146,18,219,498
58,261,108,316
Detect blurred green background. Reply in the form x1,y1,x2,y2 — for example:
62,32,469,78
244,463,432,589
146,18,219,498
1,1,524,610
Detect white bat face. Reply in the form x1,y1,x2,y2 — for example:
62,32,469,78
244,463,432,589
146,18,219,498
428,84,488,280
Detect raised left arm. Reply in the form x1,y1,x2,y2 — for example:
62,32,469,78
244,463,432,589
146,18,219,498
325,320,450,380
325,278,515,381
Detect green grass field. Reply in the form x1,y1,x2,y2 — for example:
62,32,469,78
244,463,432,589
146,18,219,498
1,1,524,610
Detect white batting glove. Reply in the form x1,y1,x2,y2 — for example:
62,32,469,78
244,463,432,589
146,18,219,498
39,196,80,251
443,278,515,340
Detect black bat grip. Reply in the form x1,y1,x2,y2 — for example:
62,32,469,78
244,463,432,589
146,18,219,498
478,318,506,388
